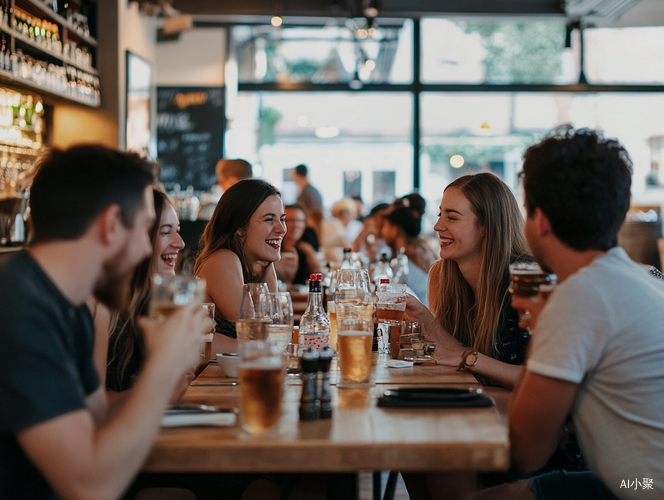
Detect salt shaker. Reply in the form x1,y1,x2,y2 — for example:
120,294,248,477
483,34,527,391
317,346,334,419
299,347,320,421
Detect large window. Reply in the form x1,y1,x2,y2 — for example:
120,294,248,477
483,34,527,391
585,27,664,84
234,21,413,85
229,18,664,221
225,92,413,208
421,19,577,84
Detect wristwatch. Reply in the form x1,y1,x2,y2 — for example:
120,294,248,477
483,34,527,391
457,349,479,372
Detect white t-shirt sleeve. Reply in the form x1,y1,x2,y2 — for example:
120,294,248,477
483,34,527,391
527,275,612,383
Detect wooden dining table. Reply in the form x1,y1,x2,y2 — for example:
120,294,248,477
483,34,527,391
143,354,510,476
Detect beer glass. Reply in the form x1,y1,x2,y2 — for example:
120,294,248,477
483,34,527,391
149,274,206,321
263,292,294,351
238,340,284,435
334,269,374,388
508,263,557,324
375,283,408,324
375,283,407,354
197,302,215,372
237,283,270,341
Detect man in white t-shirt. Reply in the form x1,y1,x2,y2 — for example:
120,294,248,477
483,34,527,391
474,127,664,500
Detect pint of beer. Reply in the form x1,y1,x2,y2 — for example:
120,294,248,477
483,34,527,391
508,262,557,323
337,316,373,387
238,340,284,435
149,274,206,321
374,283,408,325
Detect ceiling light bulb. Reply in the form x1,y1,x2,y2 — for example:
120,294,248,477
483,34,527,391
271,16,283,27
364,59,376,71
450,154,465,169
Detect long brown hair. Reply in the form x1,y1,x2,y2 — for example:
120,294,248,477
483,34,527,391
194,179,281,283
107,188,171,389
429,173,530,356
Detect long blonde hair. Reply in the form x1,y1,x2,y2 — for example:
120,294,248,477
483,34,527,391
429,173,530,356
107,189,172,390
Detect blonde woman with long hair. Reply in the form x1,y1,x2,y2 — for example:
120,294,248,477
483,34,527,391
406,172,531,390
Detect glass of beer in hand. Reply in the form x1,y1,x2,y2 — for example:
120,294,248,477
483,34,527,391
508,262,557,325
238,340,284,435
149,274,206,321
375,283,408,325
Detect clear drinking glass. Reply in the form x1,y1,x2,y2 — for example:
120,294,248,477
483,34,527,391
237,283,270,341
375,283,408,354
508,263,557,324
198,302,215,371
238,339,284,435
263,292,294,351
149,274,206,321
334,269,374,388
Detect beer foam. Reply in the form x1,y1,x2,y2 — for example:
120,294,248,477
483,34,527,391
339,330,372,337
511,268,546,275
239,359,282,370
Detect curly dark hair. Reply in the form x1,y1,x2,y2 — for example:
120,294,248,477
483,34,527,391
521,126,632,251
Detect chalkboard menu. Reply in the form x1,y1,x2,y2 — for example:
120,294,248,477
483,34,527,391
156,86,224,191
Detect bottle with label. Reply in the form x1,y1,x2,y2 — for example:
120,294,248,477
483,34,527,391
373,253,393,289
299,273,331,350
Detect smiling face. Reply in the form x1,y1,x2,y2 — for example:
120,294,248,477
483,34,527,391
153,202,185,274
242,194,287,264
433,186,485,267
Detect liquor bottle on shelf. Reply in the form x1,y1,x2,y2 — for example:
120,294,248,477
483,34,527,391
0,33,10,71
299,273,331,349
0,0,9,26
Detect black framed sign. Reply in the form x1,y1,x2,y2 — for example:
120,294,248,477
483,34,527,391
156,86,224,190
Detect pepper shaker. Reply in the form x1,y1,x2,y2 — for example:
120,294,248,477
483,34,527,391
317,346,334,419
299,347,320,421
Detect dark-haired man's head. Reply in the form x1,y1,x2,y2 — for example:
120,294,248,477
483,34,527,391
30,145,156,308
399,193,426,216
521,126,632,256
31,145,155,243
216,158,252,191
381,206,422,246
292,164,309,189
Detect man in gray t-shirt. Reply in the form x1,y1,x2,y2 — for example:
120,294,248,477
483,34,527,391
477,128,664,500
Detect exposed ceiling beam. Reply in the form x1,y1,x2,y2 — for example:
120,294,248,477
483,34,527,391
145,0,644,20
168,0,565,18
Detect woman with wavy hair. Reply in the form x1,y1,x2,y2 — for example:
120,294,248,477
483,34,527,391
102,188,188,393
403,173,586,500
194,179,286,353
407,172,531,389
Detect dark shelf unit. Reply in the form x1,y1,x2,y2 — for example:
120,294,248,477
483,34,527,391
1,0,99,107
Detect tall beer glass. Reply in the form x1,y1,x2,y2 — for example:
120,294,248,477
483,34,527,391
508,263,557,324
149,274,206,321
334,269,374,387
238,340,284,435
